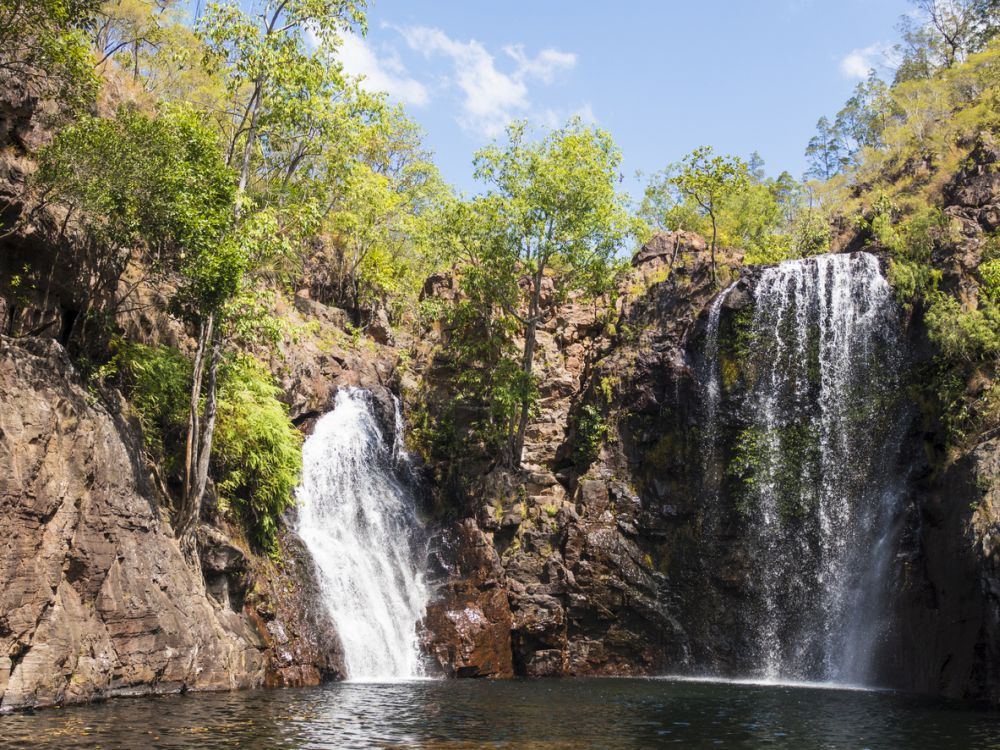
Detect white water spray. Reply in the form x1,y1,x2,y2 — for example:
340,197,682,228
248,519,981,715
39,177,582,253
701,252,905,685
296,388,429,681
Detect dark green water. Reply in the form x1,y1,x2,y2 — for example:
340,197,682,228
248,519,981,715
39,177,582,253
3,678,1000,749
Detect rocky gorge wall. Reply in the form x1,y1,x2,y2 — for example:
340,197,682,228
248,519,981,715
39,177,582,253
0,334,356,712
414,234,734,679
2,68,1000,709
413,223,1000,705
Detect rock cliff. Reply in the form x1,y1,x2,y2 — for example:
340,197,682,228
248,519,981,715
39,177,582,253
0,336,343,711
415,234,740,678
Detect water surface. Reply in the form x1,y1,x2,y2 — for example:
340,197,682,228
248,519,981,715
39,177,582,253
4,678,1000,749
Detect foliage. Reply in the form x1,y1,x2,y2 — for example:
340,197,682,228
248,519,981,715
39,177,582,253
805,116,849,180
321,107,451,323
451,117,631,464
0,0,100,108
804,3,1000,449
103,341,301,556
112,340,191,470
214,354,302,557
671,147,751,279
36,105,238,316
640,151,810,266
573,404,609,466
925,292,1000,360
727,423,821,521
895,0,1000,82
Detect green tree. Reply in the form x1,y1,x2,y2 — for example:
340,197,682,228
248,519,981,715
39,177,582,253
33,106,278,550
92,0,180,78
835,72,894,160
637,165,699,247
35,106,237,344
196,0,366,197
320,104,450,324
169,0,369,546
805,116,848,180
671,146,750,281
470,118,631,467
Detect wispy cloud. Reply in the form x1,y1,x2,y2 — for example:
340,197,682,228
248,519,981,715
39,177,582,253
397,25,578,137
337,31,429,106
839,42,897,79
502,44,577,84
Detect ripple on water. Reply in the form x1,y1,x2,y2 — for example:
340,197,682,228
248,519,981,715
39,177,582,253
3,679,1000,749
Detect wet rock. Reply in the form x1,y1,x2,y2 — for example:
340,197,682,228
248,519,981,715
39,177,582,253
248,530,346,688
423,520,514,678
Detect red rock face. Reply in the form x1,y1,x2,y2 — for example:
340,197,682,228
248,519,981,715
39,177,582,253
422,520,514,678
413,235,722,679
0,337,343,711
0,338,264,710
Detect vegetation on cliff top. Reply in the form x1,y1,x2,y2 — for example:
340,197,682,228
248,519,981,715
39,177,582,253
2,0,1000,551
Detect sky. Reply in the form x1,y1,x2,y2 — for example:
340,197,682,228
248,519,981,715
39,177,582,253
335,0,913,198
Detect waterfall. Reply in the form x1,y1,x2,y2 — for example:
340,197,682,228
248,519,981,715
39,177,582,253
701,281,737,480
703,252,905,685
296,388,429,681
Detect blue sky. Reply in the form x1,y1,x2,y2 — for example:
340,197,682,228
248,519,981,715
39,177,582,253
337,0,912,198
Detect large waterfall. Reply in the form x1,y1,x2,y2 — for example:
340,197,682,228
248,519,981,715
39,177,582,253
296,388,429,681
701,252,905,685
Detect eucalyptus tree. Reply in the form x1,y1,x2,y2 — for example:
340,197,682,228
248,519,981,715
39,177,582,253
804,117,849,181
671,146,750,282
471,118,631,467
322,104,450,323
164,0,369,545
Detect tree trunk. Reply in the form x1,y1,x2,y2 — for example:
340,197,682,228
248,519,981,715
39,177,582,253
709,212,718,284
510,266,544,468
176,312,219,546
669,233,680,271
238,83,261,196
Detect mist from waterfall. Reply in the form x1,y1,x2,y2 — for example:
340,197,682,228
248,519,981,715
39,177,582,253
296,388,429,681
701,252,905,685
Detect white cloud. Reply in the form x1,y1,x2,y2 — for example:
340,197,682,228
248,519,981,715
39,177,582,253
839,43,896,79
503,44,576,84
338,32,429,106
397,25,578,138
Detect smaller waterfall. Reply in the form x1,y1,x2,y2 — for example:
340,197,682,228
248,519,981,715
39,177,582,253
701,282,737,463
698,282,739,502
297,389,429,681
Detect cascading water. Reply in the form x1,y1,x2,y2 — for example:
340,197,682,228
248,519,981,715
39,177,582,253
700,281,737,484
700,252,905,685
296,388,429,681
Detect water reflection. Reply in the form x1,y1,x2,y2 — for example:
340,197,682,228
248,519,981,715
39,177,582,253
3,678,1000,749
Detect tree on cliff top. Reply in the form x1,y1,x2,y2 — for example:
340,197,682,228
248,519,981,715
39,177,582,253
670,146,750,282
897,0,1000,80
468,118,631,468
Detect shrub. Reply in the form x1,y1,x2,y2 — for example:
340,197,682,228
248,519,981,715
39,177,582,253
213,355,303,557
574,404,609,465
925,293,1000,362
114,341,191,471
